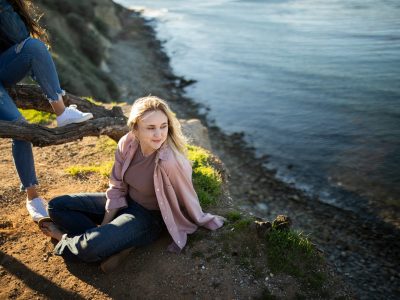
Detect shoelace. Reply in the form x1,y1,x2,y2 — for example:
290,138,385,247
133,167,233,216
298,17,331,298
68,104,78,110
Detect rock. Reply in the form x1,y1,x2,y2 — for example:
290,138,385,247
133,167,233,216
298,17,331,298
180,119,212,150
92,0,122,35
254,220,272,238
272,215,292,230
256,202,268,211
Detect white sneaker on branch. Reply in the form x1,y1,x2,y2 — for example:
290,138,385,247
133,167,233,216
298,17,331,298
57,105,93,127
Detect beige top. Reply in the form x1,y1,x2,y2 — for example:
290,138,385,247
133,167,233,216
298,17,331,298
124,149,159,211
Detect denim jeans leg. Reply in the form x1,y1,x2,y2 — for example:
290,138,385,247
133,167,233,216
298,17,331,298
0,83,38,189
0,38,64,101
48,193,107,235
52,198,164,262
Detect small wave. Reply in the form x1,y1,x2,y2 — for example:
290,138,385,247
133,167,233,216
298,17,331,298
129,6,169,20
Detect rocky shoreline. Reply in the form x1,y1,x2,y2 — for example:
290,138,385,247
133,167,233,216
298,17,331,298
108,7,400,300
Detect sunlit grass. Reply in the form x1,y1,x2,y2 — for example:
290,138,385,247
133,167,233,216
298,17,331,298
19,108,55,125
65,161,114,178
187,144,222,208
83,96,103,106
96,136,117,155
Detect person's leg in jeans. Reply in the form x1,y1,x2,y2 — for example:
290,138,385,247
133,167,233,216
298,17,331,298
0,38,93,221
0,82,47,220
0,37,92,127
46,193,164,263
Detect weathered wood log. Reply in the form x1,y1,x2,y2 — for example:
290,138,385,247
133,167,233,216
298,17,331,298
0,118,128,147
6,84,124,118
1,84,129,146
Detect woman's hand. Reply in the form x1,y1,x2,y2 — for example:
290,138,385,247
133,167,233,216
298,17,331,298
101,208,119,226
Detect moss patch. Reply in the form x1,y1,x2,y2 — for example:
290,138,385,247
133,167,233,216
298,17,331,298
19,109,55,125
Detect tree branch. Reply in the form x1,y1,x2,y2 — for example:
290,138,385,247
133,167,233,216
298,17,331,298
6,84,124,118
0,118,128,147
1,84,129,146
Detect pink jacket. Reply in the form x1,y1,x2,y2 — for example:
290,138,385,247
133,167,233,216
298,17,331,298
106,132,224,251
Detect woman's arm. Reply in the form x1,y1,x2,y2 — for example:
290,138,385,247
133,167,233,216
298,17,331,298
101,208,119,225
104,137,130,216
0,0,30,46
165,157,224,229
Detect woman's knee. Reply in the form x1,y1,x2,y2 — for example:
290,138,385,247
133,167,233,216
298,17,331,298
48,195,71,212
22,38,48,56
76,233,114,262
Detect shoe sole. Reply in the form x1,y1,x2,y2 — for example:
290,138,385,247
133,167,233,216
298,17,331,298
38,217,53,228
57,113,93,127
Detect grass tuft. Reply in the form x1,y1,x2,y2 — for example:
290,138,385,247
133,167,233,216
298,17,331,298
265,228,326,290
65,161,114,178
233,218,253,231
226,210,242,222
187,145,222,208
96,136,117,155
83,96,103,106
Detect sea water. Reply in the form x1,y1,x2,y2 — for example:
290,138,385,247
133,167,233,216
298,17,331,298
116,0,400,219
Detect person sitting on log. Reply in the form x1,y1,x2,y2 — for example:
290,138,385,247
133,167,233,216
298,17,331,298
0,0,93,222
40,96,224,273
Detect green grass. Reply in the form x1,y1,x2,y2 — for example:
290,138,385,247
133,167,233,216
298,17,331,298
19,109,55,125
187,145,222,208
233,218,253,231
65,161,114,178
187,145,210,168
224,210,255,231
265,228,326,291
219,211,328,294
96,136,117,155
83,96,103,106
226,210,242,222
266,229,315,274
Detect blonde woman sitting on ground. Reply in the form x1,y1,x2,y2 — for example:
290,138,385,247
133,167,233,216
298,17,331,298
40,96,224,272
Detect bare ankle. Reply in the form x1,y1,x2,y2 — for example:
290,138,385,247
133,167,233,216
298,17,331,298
50,99,66,116
26,186,39,200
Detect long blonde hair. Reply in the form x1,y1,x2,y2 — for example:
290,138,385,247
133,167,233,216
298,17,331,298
128,96,187,157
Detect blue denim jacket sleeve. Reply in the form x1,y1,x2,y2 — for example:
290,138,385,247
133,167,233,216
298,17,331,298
0,0,29,50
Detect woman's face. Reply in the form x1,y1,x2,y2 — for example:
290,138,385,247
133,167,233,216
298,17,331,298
135,110,169,155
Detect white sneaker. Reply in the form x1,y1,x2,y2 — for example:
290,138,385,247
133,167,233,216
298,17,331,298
57,105,93,127
26,197,49,222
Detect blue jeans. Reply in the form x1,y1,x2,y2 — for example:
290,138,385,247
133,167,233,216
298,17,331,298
48,193,165,262
0,38,64,189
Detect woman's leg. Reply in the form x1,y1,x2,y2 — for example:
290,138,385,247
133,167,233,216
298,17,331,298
0,38,92,124
0,38,63,107
48,193,107,234
0,83,47,220
49,198,163,263
0,83,36,187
